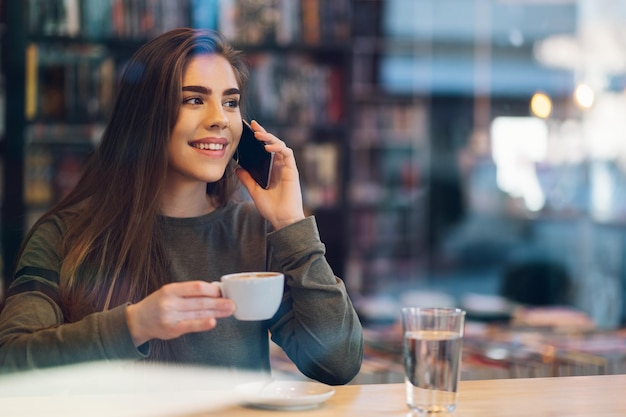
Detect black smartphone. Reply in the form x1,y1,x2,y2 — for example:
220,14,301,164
236,120,275,189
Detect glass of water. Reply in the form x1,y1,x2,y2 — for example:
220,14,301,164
401,307,466,413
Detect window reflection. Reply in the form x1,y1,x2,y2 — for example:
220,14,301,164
351,0,626,329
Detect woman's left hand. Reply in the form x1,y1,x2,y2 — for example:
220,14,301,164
236,120,305,230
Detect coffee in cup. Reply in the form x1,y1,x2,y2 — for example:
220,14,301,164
219,272,284,321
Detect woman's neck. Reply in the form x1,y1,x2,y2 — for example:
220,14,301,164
160,183,215,218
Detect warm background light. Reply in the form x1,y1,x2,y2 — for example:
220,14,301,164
530,92,553,118
574,83,595,108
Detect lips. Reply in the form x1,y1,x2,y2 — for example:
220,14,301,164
191,142,225,150
189,137,228,153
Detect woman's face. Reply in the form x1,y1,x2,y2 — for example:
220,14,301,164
167,54,243,187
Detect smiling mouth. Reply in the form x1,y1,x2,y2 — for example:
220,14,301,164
191,143,225,151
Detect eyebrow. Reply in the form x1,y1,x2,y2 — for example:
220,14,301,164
182,86,241,96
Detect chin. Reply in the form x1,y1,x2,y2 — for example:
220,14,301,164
201,169,228,184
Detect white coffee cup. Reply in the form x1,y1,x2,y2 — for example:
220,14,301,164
218,272,284,321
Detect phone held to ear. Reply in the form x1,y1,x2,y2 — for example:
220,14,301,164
236,120,275,189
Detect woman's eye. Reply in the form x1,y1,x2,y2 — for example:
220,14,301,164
183,96,204,105
224,98,240,108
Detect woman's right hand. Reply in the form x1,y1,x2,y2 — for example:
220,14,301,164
125,281,235,347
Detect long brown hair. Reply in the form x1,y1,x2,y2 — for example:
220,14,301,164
20,29,249,346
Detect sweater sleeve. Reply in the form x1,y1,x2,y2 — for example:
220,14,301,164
266,216,363,385
0,218,147,374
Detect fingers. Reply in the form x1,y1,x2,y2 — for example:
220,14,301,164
126,281,236,346
250,119,265,132
173,317,218,334
159,282,234,315
250,120,288,155
162,280,222,298
153,294,233,338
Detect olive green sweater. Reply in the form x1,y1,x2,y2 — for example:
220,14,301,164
0,201,363,384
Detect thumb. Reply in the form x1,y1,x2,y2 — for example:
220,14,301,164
236,168,260,194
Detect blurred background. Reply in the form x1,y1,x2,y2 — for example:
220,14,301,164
2,1,626,378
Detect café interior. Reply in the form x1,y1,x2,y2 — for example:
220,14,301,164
2,0,626,413
341,0,626,385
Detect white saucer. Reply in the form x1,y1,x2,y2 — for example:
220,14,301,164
235,380,336,410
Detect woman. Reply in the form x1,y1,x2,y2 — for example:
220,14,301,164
0,28,363,385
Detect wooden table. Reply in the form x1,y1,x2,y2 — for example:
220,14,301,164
2,362,625,416
216,374,626,417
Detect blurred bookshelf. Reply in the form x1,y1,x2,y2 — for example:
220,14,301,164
2,0,25,303
0,0,5,301
345,0,431,296
1,0,353,297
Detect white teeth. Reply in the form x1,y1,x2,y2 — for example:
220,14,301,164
193,143,224,150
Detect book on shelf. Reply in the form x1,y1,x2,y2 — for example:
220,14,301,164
81,0,113,38
300,142,340,209
25,122,105,145
246,53,344,126
26,0,80,37
206,0,350,45
352,0,382,38
26,0,350,44
302,0,350,44
301,0,321,45
52,146,91,201
24,147,54,206
191,0,220,31
27,0,192,40
25,43,114,122
24,144,93,207
0,159,3,205
352,101,428,146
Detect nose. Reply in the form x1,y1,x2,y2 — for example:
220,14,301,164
204,100,229,130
